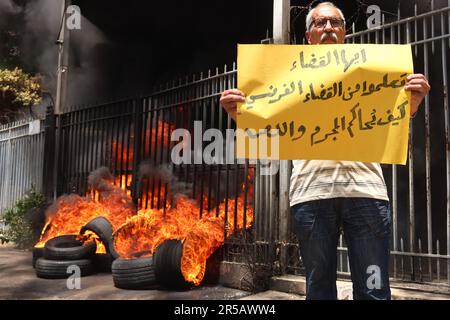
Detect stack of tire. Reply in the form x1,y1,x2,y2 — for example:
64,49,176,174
111,239,203,291
33,217,115,279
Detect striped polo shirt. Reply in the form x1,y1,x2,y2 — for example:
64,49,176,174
289,160,389,207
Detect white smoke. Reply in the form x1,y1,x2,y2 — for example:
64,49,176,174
138,161,193,201
0,0,22,16
18,0,110,107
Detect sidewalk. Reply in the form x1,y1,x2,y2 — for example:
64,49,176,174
0,245,255,300
1,245,448,300
270,274,450,300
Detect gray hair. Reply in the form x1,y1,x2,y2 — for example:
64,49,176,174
305,2,346,31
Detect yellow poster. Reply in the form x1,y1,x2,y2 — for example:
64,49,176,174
236,44,413,164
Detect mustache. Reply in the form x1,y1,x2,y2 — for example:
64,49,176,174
320,32,338,43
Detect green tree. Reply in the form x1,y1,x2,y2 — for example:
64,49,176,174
0,67,42,123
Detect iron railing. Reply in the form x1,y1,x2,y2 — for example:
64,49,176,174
1,1,448,289
0,118,45,214
282,4,450,286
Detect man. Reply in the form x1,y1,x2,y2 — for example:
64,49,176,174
219,2,430,300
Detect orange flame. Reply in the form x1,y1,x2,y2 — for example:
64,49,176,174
36,120,174,253
36,117,254,287
112,170,254,286
111,120,174,165
36,181,136,252
181,177,254,285
113,196,200,258
79,230,107,254
139,177,169,211
143,120,174,158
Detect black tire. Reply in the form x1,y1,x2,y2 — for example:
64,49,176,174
202,247,223,285
32,247,44,268
35,258,94,279
112,256,158,290
80,217,113,252
153,239,193,290
108,236,120,260
44,235,96,261
92,253,114,273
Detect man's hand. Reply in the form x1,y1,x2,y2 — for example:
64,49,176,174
405,74,430,117
219,89,246,122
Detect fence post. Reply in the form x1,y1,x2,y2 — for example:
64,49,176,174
132,98,144,207
273,0,291,275
278,160,291,273
2,126,12,211
42,106,56,201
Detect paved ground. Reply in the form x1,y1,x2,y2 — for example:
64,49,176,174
0,245,266,300
0,245,306,300
5,244,446,300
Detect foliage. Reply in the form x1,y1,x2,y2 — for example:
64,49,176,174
2,188,46,249
0,67,42,109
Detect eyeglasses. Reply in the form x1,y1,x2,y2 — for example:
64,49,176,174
310,17,344,29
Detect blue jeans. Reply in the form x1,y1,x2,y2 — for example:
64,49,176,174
290,198,391,300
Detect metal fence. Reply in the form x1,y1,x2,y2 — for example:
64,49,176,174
355,3,449,285
280,4,450,286
50,67,269,276
0,118,46,215
346,3,450,286
55,66,257,240
47,4,449,286
1,2,447,288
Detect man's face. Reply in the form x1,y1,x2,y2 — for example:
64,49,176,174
306,6,346,45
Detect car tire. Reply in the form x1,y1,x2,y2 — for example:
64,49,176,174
80,217,113,252
32,247,44,268
108,236,121,260
92,253,114,273
44,235,96,261
112,256,158,290
35,258,94,279
153,239,194,290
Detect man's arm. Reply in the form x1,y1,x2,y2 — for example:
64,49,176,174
219,89,246,122
405,74,431,117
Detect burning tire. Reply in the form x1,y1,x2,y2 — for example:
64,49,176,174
93,253,114,273
32,247,44,268
111,256,158,290
153,239,199,290
80,216,114,252
108,237,120,260
43,235,96,261
35,258,94,279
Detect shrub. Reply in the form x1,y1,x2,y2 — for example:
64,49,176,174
2,188,46,249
